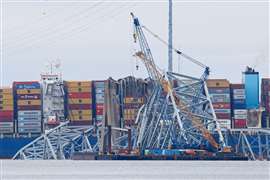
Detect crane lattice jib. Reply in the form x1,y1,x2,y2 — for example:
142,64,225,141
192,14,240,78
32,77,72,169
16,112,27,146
131,13,161,82
131,13,225,151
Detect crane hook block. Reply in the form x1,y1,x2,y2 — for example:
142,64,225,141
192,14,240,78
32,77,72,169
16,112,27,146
133,33,137,43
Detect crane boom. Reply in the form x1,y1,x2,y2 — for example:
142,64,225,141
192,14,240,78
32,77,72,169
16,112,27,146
131,12,228,151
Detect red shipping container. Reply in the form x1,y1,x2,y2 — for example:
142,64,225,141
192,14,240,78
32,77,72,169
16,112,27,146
124,120,135,127
96,108,103,115
13,81,39,85
69,120,92,126
266,99,270,110
234,119,247,128
262,86,270,92
0,115,13,119
0,118,13,122
0,111,13,117
68,104,91,110
216,113,231,119
212,103,231,109
230,84,245,89
17,105,41,110
68,92,91,99
96,103,104,110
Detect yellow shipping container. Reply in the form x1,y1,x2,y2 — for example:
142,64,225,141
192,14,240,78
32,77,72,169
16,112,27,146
124,109,130,115
124,114,136,120
17,100,41,106
69,110,92,116
206,79,230,88
16,89,41,94
0,94,13,100
68,114,92,120
68,98,92,104
124,97,144,104
0,99,14,105
124,114,129,120
0,105,13,111
67,87,91,93
0,88,12,94
65,81,92,88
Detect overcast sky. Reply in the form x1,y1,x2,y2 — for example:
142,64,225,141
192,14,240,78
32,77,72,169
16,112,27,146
1,0,269,86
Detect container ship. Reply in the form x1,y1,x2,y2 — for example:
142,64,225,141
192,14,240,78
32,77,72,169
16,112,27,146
0,65,269,159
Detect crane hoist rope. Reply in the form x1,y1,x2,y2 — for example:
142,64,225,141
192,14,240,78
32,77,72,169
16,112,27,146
141,25,207,69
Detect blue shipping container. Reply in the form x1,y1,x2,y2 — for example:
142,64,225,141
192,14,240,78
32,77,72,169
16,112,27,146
208,88,230,94
261,111,269,128
14,83,40,89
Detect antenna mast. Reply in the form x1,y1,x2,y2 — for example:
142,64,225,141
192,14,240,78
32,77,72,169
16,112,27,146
168,0,173,72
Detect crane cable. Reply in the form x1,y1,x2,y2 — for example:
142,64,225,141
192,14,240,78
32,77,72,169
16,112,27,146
6,2,136,57
142,25,207,69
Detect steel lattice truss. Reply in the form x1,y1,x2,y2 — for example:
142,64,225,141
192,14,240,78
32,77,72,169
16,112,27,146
13,122,99,160
135,72,225,151
224,128,270,160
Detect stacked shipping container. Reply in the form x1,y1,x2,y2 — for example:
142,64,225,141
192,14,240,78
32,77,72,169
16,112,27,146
13,82,42,134
230,84,247,128
0,88,14,134
261,78,270,128
207,79,231,130
118,77,148,128
93,81,106,126
123,97,144,127
64,81,92,125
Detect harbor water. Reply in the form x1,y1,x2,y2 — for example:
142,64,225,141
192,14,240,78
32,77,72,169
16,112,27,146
1,160,269,180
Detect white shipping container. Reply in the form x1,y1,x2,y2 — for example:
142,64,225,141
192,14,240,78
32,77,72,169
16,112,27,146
18,110,42,116
211,97,230,103
94,82,105,88
233,94,246,99
217,119,231,130
18,128,41,133
18,116,41,121
233,89,245,94
0,122,13,128
18,122,41,127
210,94,230,99
95,89,105,94
233,109,247,115
214,109,231,114
0,128,13,133
96,115,104,121
234,114,247,119
95,94,104,100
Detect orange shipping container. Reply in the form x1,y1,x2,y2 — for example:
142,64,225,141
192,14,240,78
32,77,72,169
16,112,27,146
0,99,14,105
68,98,92,104
67,87,91,93
0,105,13,111
17,100,41,106
68,114,92,121
16,89,41,94
0,88,12,94
0,94,13,100
207,79,230,88
124,97,144,104
65,81,92,88
68,110,92,116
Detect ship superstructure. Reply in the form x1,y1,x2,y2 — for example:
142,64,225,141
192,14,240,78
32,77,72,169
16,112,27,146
41,61,65,129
